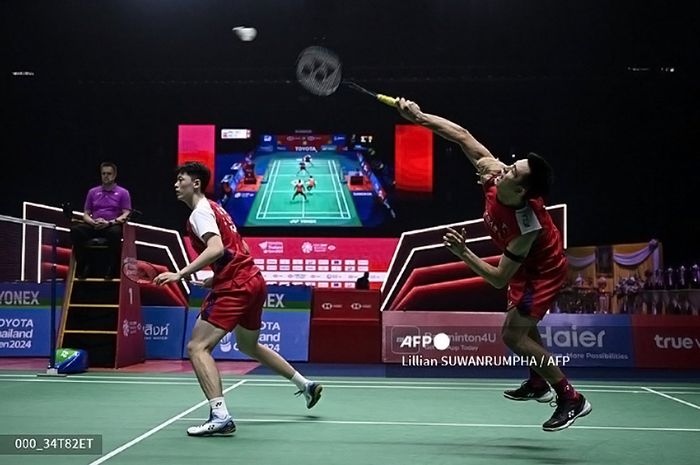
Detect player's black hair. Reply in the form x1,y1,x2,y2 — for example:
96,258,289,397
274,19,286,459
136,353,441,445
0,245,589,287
522,152,553,198
176,161,211,191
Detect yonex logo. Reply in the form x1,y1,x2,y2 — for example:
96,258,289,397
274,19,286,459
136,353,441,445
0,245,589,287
351,303,362,310
321,303,333,310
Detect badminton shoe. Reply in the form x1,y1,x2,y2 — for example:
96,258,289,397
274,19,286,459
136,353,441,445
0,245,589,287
542,394,592,432
186,412,236,437
503,380,554,403
295,381,323,409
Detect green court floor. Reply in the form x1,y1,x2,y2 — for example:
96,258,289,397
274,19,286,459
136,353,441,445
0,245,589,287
245,155,361,227
1,373,699,465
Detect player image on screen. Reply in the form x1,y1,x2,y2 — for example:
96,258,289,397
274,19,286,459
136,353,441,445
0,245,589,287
291,179,307,202
306,176,316,194
207,131,396,227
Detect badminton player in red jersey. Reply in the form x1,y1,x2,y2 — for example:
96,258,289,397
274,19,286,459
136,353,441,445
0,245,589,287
396,98,591,431
154,162,322,436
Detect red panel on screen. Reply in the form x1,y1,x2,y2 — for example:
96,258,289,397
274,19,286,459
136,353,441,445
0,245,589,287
395,124,433,192
184,237,398,289
178,125,216,195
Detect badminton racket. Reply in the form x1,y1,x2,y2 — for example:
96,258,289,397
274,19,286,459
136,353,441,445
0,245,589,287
295,46,397,107
121,259,160,285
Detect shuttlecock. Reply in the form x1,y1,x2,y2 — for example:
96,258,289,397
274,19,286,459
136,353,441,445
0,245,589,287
233,26,257,42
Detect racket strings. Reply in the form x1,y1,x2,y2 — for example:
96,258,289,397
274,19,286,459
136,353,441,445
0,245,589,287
123,259,159,283
296,47,342,96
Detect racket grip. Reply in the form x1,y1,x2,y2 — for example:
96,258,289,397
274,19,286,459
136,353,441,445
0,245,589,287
377,94,398,107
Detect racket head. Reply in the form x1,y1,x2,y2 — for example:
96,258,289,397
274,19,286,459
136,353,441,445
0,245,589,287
121,258,160,285
295,46,342,97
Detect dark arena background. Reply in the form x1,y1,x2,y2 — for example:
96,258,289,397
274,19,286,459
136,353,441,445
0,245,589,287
2,2,699,465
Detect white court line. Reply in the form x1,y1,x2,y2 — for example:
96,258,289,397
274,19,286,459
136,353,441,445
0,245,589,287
3,373,700,390
242,383,652,393
259,159,280,219
328,159,345,217
331,158,352,218
255,159,274,219
642,386,700,411
330,159,352,219
176,416,700,433
266,159,283,218
2,376,698,394
88,380,246,465
0,378,200,386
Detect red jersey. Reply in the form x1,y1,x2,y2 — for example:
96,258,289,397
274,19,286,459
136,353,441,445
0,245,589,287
295,183,304,193
186,198,260,290
482,176,566,281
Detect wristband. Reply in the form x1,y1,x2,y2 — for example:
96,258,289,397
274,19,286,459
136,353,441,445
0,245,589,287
504,248,525,263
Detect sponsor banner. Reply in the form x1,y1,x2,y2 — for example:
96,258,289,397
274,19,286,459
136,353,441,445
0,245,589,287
0,308,54,356
382,312,508,364
312,288,381,319
276,134,333,152
632,314,700,368
247,237,398,287
538,314,634,367
142,307,187,359
0,282,64,308
183,285,311,361
182,309,310,361
185,237,397,287
189,284,311,311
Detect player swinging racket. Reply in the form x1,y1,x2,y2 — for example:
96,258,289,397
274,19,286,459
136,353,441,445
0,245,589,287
306,176,316,194
395,98,591,432
154,162,322,437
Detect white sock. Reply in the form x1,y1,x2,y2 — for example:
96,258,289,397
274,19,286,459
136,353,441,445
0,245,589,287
209,397,229,419
291,371,310,390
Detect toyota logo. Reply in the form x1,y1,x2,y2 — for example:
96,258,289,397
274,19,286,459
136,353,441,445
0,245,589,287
350,303,362,310
321,303,333,310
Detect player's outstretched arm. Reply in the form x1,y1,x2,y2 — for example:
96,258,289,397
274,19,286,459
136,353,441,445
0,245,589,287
396,98,495,169
443,227,537,289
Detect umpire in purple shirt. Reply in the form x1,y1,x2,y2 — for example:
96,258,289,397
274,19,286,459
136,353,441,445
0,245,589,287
70,162,132,279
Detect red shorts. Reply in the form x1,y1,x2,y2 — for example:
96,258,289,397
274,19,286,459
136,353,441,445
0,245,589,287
199,273,267,331
507,266,566,320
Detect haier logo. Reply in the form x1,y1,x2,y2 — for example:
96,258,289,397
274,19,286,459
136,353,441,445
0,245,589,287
540,326,606,348
654,335,700,349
